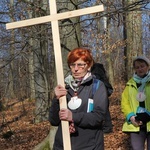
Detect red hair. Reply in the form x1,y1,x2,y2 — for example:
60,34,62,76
67,48,94,68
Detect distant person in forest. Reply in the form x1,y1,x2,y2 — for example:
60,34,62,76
121,56,150,150
49,47,108,150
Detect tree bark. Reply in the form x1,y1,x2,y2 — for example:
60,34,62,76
124,0,142,79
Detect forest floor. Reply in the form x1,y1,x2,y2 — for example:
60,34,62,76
0,86,132,150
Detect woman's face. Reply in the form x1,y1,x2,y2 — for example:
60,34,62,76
69,58,90,79
134,61,149,77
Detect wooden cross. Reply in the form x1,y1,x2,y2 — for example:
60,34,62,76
6,1,104,149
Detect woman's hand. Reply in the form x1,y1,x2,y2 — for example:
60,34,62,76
54,85,67,99
59,108,73,122
130,116,143,127
69,122,76,133
59,108,76,133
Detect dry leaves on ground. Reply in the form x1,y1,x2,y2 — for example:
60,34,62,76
0,90,131,150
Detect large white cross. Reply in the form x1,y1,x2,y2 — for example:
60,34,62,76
6,1,104,149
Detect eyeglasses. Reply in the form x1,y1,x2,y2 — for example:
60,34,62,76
70,63,86,69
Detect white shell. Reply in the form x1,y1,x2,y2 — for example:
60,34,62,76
68,96,82,110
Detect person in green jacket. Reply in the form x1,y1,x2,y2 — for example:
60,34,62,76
121,56,150,150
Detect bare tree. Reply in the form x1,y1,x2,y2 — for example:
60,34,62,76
124,0,143,79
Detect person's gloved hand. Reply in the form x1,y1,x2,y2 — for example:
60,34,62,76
135,112,150,124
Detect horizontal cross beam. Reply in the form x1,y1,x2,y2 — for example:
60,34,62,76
6,5,104,29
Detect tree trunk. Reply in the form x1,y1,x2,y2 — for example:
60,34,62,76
29,0,50,123
28,45,36,100
27,5,36,100
124,0,142,79
59,0,81,76
8,0,15,99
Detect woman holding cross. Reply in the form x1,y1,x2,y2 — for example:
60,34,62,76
49,47,108,150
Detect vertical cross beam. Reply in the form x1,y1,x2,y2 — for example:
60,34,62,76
49,1,71,149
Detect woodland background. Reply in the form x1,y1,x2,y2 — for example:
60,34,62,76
0,0,150,149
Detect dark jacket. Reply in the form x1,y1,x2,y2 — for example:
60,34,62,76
49,75,108,150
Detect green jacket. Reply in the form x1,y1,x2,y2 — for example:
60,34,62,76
121,78,150,132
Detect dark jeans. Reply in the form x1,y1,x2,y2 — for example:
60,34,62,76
130,131,150,150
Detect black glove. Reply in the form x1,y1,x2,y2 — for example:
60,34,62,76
135,112,150,123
